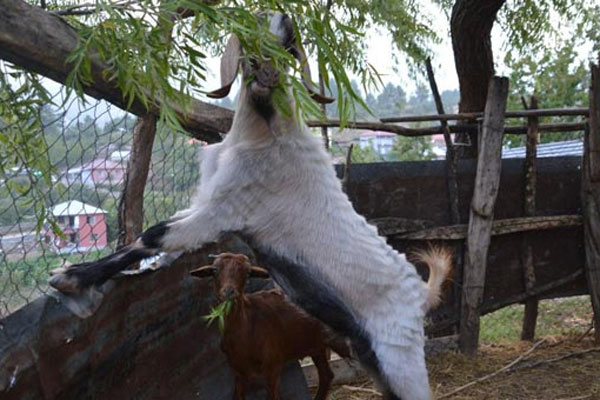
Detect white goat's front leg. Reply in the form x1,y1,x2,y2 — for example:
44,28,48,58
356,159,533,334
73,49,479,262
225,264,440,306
49,198,243,293
154,203,244,252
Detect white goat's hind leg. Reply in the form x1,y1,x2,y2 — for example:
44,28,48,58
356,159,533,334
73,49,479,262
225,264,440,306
373,341,432,400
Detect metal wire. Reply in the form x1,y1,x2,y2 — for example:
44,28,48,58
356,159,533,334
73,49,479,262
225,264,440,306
0,67,200,316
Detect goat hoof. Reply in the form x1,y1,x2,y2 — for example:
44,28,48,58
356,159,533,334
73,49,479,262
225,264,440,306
49,269,83,294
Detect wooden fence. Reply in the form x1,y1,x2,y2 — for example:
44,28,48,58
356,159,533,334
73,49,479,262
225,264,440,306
1,0,599,381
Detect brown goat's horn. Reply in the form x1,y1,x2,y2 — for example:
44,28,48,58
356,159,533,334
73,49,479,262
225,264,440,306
249,266,270,279
190,265,217,278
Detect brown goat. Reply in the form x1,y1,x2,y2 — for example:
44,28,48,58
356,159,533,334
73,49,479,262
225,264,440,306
191,253,349,400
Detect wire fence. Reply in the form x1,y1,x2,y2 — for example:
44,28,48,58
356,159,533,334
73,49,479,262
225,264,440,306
0,69,202,316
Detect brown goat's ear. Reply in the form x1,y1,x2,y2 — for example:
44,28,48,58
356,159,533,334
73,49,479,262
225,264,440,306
249,266,270,279
291,41,334,104
206,35,241,99
190,265,217,278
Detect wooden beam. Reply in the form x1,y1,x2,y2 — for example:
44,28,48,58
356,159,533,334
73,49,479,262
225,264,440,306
380,107,589,123
396,215,582,240
459,76,509,355
428,269,584,335
306,120,586,137
521,96,539,341
583,61,600,344
0,0,233,142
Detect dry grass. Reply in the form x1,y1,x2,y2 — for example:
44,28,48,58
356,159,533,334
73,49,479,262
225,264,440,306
326,296,599,400
328,335,600,400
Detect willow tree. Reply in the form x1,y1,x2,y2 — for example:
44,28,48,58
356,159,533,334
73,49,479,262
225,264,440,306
441,0,600,157
0,0,442,227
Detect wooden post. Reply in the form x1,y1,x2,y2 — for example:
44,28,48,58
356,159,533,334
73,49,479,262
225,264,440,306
583,62,600,344
426,58,462,334
459,77,509,355
521,96,539,341
426,58,461,225
117,114,157,248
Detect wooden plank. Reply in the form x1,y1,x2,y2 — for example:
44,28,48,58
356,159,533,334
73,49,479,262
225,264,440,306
396,215,582,240
521,96,539,341
583,62,600,344
0,0,232,142
302,357,366,388
428,269,584,335
380,107,589,123
117,115,157,249
459,76,509,355
370,217,434,236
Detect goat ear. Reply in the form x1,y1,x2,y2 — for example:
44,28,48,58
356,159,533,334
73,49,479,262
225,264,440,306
291,42,334,104
206,35,241,99
190,265,217,278
249,266,270,279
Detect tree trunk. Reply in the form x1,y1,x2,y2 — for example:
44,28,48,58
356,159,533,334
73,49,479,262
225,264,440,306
451,0,506,158
117,115,157,249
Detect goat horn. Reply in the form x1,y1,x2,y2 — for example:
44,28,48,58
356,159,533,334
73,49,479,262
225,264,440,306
190,265,217,278
206,35,241,99
292,41,334,104
249,266,270,279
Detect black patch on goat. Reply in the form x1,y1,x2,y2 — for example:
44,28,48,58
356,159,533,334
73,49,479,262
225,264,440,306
51,220,169,289
61,245,157,288
248,243,398,398
251,96,275,121
139,220,170,248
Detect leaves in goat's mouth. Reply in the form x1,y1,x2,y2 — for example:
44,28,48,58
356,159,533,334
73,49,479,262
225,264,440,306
203,299,234,333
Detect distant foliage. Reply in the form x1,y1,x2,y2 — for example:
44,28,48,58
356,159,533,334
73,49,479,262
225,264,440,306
504,42,589,147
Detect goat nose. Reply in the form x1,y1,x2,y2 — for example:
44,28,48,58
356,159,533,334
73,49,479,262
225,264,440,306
222,287,235,301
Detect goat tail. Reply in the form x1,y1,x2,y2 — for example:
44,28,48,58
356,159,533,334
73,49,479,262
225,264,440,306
412,246,452,311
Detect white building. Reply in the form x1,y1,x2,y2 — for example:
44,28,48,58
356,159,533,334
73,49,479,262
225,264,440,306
358,131,396,155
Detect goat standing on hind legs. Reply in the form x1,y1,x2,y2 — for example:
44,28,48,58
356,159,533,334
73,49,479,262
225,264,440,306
49,12,451,400
190,253,350,400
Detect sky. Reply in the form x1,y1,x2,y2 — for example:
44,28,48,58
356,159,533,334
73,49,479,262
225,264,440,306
36,3,578,125
45,21,467,125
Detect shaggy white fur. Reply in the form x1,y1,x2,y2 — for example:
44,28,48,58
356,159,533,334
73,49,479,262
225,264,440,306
155,78,446,400
51,12,451,400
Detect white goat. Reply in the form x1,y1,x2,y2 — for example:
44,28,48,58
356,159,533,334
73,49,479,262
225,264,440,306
50,12,451,400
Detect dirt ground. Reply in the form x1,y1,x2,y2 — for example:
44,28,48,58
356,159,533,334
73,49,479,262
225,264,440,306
328,335,600,400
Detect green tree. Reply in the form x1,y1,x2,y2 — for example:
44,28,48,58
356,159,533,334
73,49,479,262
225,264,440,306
435,0,600,157
387,136,435,161
374,83,407,118
350,145,381,164
504,41,589,147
